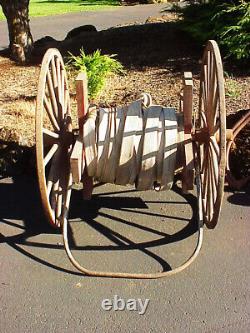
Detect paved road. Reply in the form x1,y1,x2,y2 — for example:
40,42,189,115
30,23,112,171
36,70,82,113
0,175,249,332
0,4,166,50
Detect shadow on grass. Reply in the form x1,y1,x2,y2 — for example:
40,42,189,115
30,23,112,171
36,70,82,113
0,172,199,277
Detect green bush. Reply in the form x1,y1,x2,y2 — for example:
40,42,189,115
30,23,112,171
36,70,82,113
67,49,124,99
179,0,250,62
216,1,250,61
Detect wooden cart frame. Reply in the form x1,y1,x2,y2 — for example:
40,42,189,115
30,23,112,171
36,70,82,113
35,40,229,278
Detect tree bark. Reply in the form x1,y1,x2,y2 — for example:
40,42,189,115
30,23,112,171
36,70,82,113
0,0,33,64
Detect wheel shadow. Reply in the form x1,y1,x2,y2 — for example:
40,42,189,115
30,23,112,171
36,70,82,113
0,175,198,276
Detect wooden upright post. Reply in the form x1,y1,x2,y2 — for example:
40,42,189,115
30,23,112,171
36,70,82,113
181,72,194,193
70,72,94,199
183,72,193,134
76,72,89,135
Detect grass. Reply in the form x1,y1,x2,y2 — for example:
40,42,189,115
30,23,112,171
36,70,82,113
0,0,120,21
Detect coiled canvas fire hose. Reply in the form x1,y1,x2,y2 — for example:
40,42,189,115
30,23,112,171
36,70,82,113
84,95,180,190
62,95,204,278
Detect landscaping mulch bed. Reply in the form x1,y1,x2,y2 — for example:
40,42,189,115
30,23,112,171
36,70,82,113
0,14,249,176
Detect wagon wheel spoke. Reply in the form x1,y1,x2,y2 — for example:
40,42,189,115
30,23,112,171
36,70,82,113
209,144,219,191
203,65,208,104
56,151,70,222
51,56,57,81
44,143,59,167
206,51,210,94
60,68,65,114
45,146,71,226
43,128,59,146
209,49,215,89
56,182,63,221
213,119,220,136
201,145,209,199
55,57,61,98
64,88,70,120
200,111,207,127
207,156,214,220
202,146,216,221
47,179,53,198
36,48,73,228
46,148,60,182
46,70,59,119
51,179,59,217
43,95,60,132
197,40,226,228
208,60,217,124
209,136,220,159
201,81,207,111
46,149,64,225
55,57,64,123
208,148,216,202
212,86,219,127
60,159,71,219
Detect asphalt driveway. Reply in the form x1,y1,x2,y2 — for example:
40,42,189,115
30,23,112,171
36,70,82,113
0,175,249,332
0,3,166,50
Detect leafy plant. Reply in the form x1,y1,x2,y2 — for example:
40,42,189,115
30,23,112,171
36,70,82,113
177,0,250,63
67,49,124,99
215,1,250,61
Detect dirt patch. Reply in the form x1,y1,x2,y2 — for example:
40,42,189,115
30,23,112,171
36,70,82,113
0,15,249,176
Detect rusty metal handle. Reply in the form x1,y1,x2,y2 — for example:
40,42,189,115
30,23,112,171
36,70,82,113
226,110,250,189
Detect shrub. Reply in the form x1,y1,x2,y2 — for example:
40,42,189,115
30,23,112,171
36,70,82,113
67,49,124,99
216,1,250,61
178,0,250,62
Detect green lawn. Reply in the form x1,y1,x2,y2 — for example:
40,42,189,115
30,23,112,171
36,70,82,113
0,0,120,20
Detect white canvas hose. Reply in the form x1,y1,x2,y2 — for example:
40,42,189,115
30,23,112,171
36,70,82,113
62,95,204,279
83,94,181,191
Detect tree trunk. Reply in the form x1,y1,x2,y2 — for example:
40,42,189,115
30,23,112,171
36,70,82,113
0,0,33,64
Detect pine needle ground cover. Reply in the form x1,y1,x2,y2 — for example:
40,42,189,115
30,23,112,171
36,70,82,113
0,14,249,175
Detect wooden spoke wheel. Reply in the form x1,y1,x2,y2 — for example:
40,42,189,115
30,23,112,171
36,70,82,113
197,40,226,229
36,49,74,228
